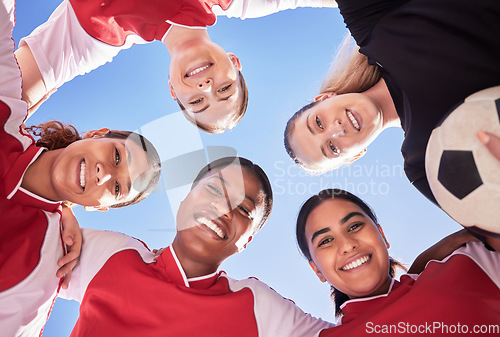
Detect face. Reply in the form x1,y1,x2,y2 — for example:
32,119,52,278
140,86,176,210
175,164,266,265
50,131,152,208
169,41,243,132
288,93,383,170
305,198,391,299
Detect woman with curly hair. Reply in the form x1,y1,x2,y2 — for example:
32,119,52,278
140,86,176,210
0,2,161,335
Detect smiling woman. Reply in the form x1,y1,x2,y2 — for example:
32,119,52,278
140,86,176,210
0,1,161,333
295,189,500,335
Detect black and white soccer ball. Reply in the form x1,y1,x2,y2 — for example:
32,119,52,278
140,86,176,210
426,86,500,235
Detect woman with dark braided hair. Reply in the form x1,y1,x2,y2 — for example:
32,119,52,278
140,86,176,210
0,2,161,335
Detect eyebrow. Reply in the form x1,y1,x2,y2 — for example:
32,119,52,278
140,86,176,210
340,212,365,224
210,175,256,207
310,212,366,243
124,145,132,195
192,93,235,114
311,227,330,244
306,114,318,135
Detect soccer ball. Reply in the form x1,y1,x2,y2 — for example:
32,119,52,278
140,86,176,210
425,86,500,235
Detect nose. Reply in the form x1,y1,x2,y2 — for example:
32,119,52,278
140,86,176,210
338,236,357,255
210,199,233,220
197,78,213,92
96,163,111,186
329,119,345,138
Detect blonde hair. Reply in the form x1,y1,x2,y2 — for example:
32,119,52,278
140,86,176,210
320,34,380,95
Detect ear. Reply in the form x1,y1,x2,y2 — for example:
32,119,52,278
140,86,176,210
377,224,390,249
84,206,109,212
309,261,327,283
168,80,177,100
346,148,367,164
82,128,111,139
227,52,242,71
313,92,337,102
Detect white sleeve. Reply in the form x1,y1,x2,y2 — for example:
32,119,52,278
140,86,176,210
228,277,334,337
451,241,500,289
59,228,155,302
0,0,21,100
212,0,337,19
19,0,146,92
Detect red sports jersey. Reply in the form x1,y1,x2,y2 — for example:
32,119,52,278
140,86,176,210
0,0,65,335
320,242,500,337
61,228,332,337
69,0,232,46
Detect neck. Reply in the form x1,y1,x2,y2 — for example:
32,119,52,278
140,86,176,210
171,236,220,279
364,79,401,129
162,25,211,55
21,150,60,201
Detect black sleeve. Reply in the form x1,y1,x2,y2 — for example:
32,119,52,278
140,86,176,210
336,0,408,46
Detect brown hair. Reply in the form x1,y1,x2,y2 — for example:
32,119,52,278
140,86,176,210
25,121,161,208
284,35,381,173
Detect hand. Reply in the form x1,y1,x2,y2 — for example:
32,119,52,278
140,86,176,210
152,248,166,261
477,130,500,161
408,229,478,274
57,205,82,289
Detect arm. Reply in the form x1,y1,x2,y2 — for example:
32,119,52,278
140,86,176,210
408,229,478,274
212,0,337,20
16,0,133,116
56,206,83,289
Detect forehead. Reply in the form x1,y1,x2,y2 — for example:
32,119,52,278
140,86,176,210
306,198,364,232
201,164,265,205
122,137,154,195
185,87,242,132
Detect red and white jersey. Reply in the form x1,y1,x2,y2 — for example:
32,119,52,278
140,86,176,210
20,0,331,93
61,228,333,337
319,241,500,337
0,0,65,336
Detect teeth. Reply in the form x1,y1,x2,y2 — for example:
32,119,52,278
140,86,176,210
342,255,370,271
347,110,360,131
187,64,211,77
198,217,225,239
80,160,86,189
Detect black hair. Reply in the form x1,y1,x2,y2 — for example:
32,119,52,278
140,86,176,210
295,188,405,317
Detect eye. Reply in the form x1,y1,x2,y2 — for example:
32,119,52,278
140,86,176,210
218,84,231,93
206,184,223,196
348,222,363,232
318,237,333,247
189,97,203,105
115,148,120,165
237,205,253,219
329,141,340,156
315,116,323,129
114,181,120,198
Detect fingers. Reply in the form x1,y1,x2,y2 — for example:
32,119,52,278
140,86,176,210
477,130,500,161
153,248,166,261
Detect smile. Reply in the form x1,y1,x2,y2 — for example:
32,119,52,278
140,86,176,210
185,63,213,78
79,159,86,190
197,216,226,239
346,109,361,131
341,255,370,271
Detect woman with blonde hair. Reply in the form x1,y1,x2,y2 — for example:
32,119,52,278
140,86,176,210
284,0,500,241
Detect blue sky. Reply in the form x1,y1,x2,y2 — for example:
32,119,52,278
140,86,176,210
12,1,461,335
